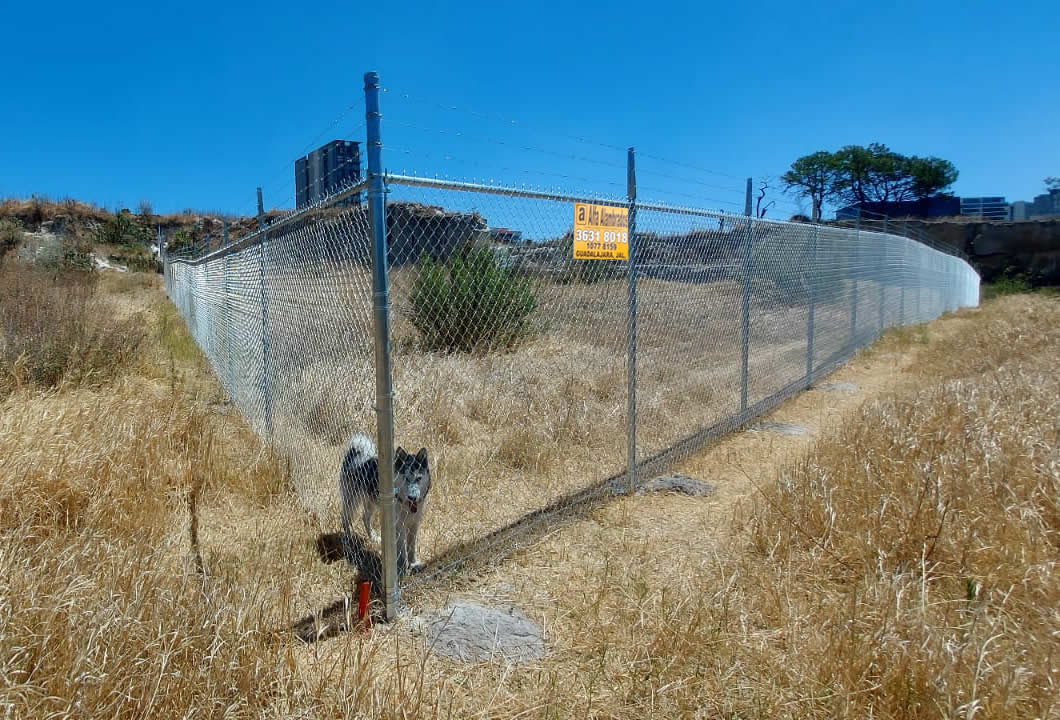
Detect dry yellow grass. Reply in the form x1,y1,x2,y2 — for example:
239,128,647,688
1,261,1054,719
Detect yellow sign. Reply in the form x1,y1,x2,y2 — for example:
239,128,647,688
573,202,628,260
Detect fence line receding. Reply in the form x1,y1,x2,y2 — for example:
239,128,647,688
163,71,980,622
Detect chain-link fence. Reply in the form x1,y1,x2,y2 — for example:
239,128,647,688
163,73,980,622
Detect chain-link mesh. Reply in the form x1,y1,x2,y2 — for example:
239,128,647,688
165,197,378,528
164,173,980,609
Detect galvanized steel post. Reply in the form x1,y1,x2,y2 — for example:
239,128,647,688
365,70,400,621
906,220,920,322
740,178,753,413
158,226,165,289
806,223,817,380
224,253,233,394
626,147,637,495
257,189,274,438
878,222,886,334
899,235,907,327
851,211,860,342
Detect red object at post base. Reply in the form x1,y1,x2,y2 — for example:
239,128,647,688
358,581,372,630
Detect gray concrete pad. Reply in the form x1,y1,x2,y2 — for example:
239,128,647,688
749,421,811,436
815,382,859,393
634,474,715,497
424,602,545,664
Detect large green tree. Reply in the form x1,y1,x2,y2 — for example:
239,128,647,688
831,143,957,204
1046,177,1060,191
782,144,958,218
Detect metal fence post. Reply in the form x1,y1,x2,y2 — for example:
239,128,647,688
257,187,265,230
906,220,920,323
806,223,817,380
158,226,165,290
224,253,233,394
899,235,907,327
879,218,887,333
626,147,638,495
365,70,400,622
740,178,752,413
255,187,274,437
851,211,860,343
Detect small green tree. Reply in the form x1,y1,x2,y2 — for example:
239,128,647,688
781,151,842,221
166,228,197,255
96,210,151,247
410,248,537,353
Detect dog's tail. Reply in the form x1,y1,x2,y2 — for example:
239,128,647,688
345,432,377,461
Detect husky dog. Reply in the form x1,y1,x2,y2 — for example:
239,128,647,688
338,433,432,573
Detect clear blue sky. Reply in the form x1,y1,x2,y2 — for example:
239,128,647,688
1,0,1056,219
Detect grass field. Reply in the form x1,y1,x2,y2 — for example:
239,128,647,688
1,258,1054,718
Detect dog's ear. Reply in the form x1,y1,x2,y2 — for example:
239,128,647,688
416,447,428,464
394,447,408,465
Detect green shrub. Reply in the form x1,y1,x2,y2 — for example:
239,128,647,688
167,228,197,255
0,218,23,258
96,210,151,247
982,269,1032,300
410,249,537,353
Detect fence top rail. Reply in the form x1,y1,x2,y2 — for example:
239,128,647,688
386,173,746,221
385,173,974,265
166,173,974,271
383,173,631,208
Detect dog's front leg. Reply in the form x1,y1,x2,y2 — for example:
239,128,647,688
363,503,381,544
406,521,424,573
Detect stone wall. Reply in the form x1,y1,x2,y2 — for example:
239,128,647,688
909,219,1060,285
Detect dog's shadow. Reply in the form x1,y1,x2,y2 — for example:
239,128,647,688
289,533,383,644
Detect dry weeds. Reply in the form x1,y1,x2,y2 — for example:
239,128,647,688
1,261,1054,719
0,266,147,398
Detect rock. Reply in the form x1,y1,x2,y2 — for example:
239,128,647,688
635,474,715,497
425,602,545,664
749,421,810,436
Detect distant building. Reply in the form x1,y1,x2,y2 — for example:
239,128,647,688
960,196,1009,220
1006,189,1060,220
490,227,525,244
294,140,361,210
1029,189,1060,218
835,196,960,220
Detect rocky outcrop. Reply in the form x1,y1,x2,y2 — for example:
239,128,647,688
910,219,1060,285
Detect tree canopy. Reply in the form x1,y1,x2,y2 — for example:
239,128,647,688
781,144,958,219
1046,177,1060,191
779,151,841,221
